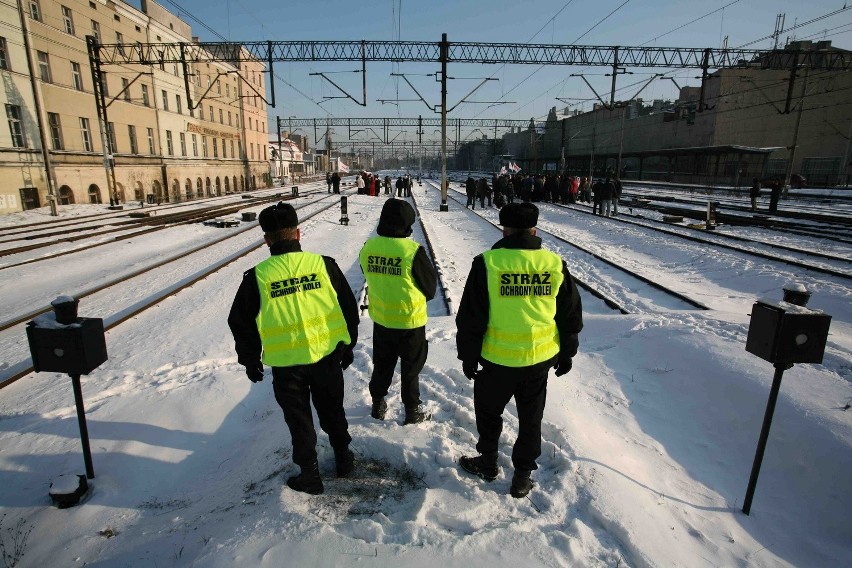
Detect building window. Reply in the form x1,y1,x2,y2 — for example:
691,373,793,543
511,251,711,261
230,139,234,159
115,32,124,56
71,62,83,90
121,78,130,101
162,90,169,111
219,109,223,124
91,20,100,42
179,132,186,156
62,6,75,35
263,145,266,160
208,105,213,123
212,137,218,158
36,51,51,83
0,37,8,70
6,105,25,147
198,105,204,120
176,94,182,114
80,117,92,151
141,84,149,106
165,130,173,155
29,0,41,21
192,133,197,156
128,124,137,154
202,135,208,157
106,122,116,153
225,83,230,98
147,127,155,154
47,112,63,150
216,79,221,94
250,142,254,160
99,71,108,97
228,111,232,126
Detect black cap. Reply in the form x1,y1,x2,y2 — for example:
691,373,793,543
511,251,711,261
377,199,415,237
499,202,538,229
258,202,298,232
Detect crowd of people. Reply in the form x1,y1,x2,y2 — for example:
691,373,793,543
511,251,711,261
463,172,623,218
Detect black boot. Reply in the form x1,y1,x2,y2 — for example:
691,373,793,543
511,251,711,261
510,469,533,498
286,461,324,495
403,405,431,425
459,452,499,482
371,398,387,420
334,447,355,478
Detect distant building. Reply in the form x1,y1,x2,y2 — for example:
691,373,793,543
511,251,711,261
493,40,852,186
0,0,270,214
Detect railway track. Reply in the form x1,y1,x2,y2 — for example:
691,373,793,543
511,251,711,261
0,196,341,389
437,181,708,314
551,201,852,280
0,186,325,264
620,190,852,243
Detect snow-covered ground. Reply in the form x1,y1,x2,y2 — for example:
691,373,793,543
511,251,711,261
0,181,849,567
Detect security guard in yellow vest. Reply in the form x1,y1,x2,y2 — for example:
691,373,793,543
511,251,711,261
228,202,359,495
359,199,437,424
456,202,583,498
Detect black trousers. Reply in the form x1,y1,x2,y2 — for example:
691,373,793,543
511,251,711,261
272,353,351,468
369,323,427,410
473,362,548,472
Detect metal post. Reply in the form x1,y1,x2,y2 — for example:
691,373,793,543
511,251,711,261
70,374,95,479
440,33,449,211
617,105,626,178
783,64,809,199
276,116,283,183
86,36,117,207
742,364,786,515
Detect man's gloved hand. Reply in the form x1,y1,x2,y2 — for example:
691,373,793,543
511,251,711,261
340,349,354,370
462,360,480,380
554,356,572,377
245,362,264,383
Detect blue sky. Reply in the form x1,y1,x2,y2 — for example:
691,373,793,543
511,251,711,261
137,0,852,142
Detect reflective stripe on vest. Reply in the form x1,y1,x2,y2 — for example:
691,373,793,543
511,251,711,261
359,236,427,329
255,252,350,366
481,248,564,367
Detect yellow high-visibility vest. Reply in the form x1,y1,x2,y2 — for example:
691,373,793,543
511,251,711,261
481,248,564,367
359,236,427,329
255,252,350,366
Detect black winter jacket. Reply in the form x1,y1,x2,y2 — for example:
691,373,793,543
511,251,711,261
456,232,583,373
228,240,359,368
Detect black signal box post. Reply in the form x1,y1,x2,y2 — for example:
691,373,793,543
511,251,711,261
340,196,349,225
26,298,108,507
741,286,832,515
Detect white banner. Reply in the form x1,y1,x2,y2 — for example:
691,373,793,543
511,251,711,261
338,159,349,173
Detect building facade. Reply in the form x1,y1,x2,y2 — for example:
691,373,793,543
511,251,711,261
0,0,270,215
497,40,851,186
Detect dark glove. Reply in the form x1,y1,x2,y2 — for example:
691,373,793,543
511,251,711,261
245,362,264,383
554,356,572,377
340,349,354,370
462,360,480,380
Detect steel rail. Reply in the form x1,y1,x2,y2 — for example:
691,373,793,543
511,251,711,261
0,199,340,390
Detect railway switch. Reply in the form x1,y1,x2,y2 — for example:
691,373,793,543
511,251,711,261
741,284,832,515
26,297,108,506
